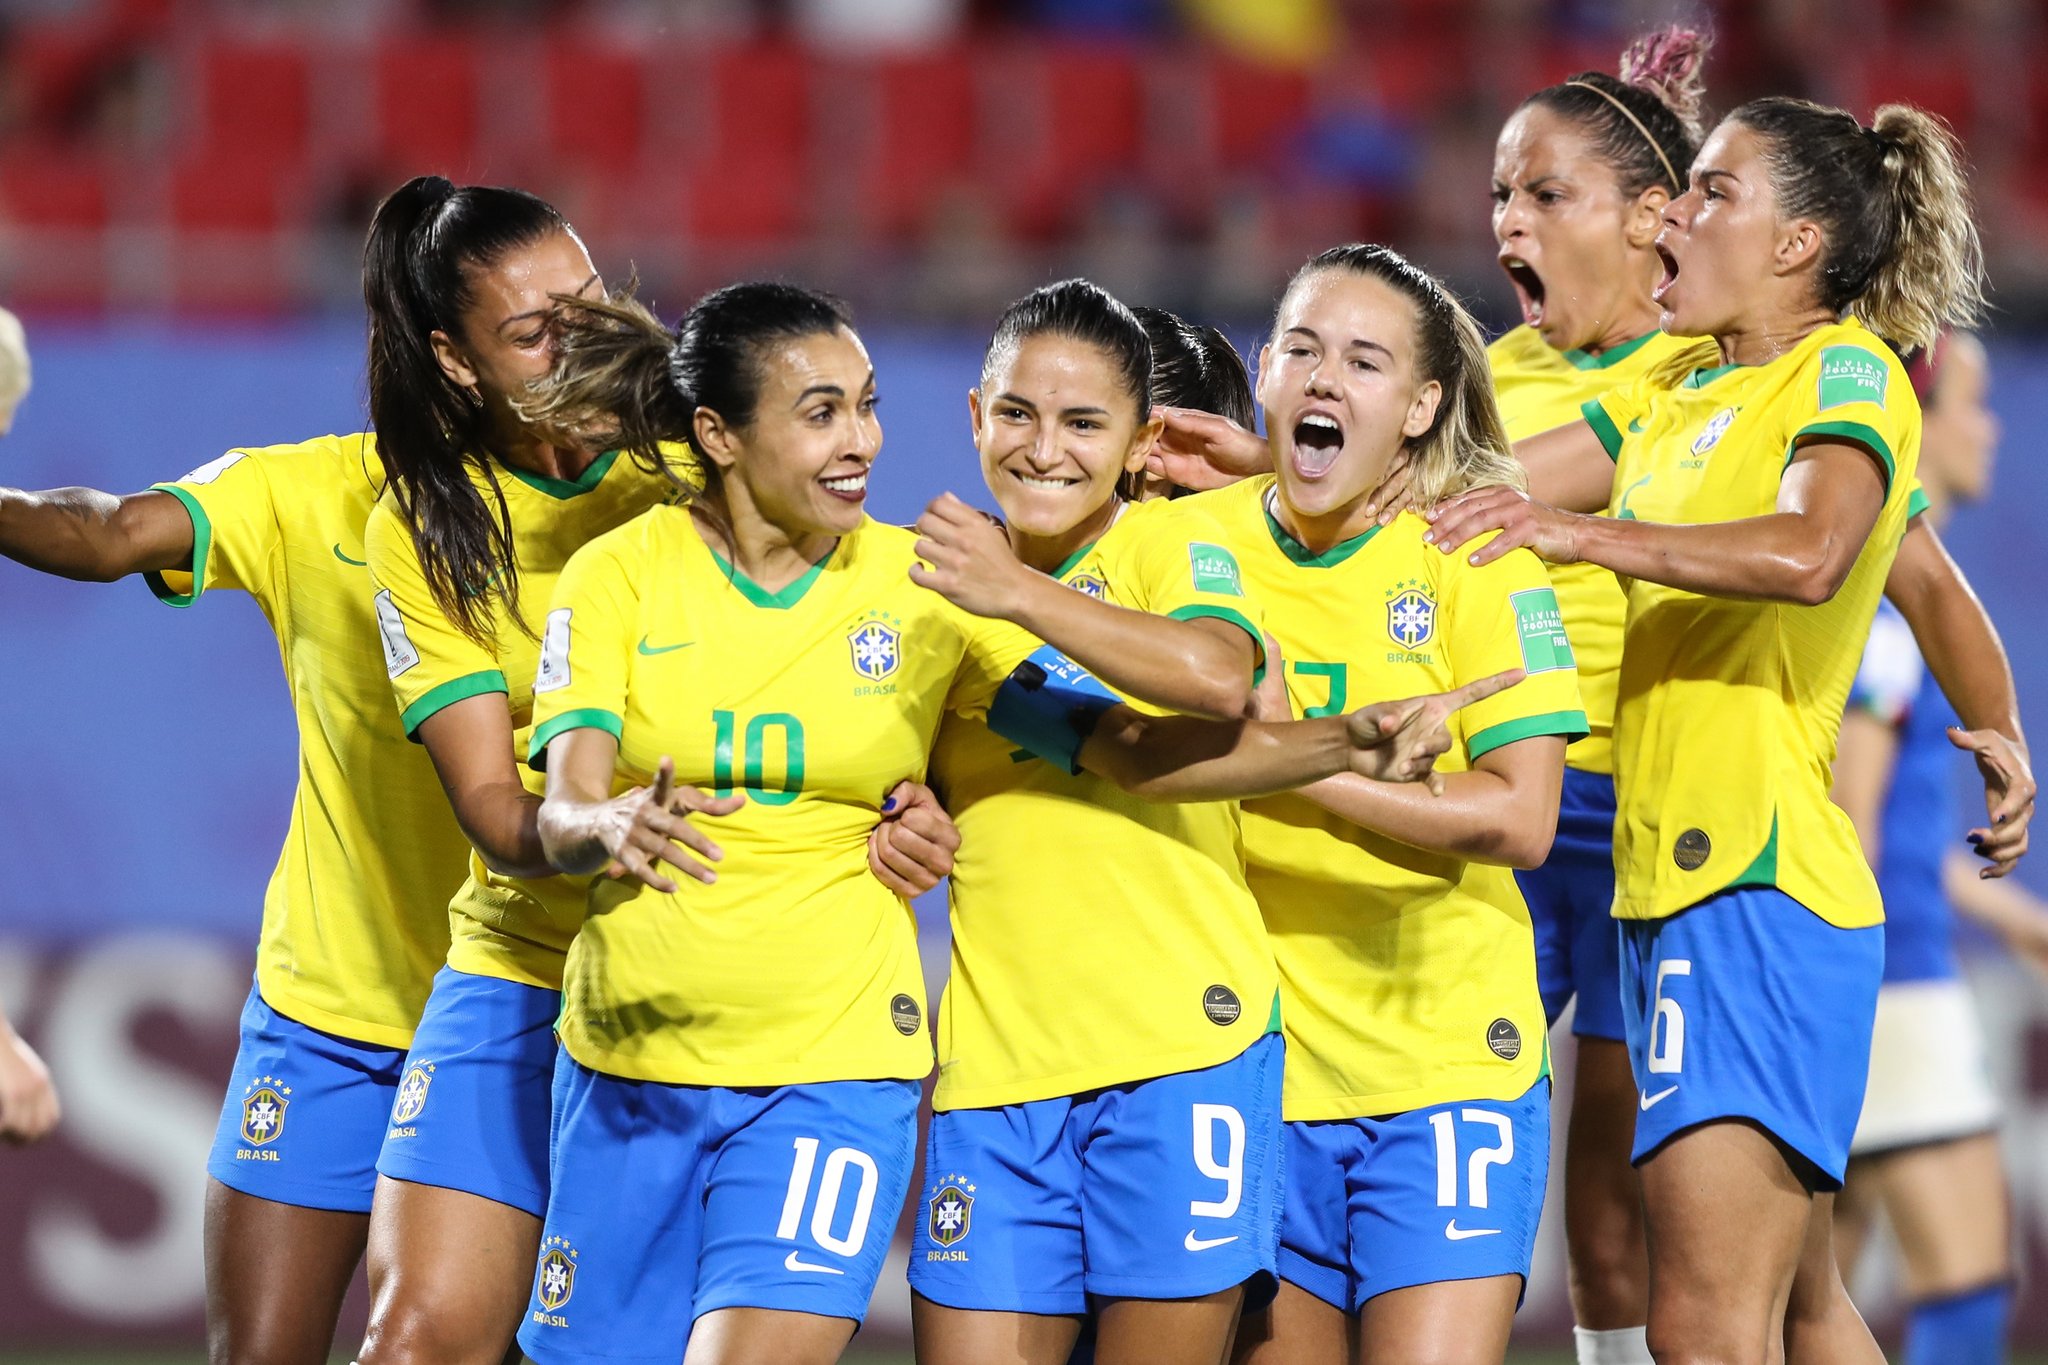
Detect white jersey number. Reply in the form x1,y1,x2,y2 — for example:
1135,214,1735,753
1429,1109,1515,1209
1189,1103,1245,1219
776,1136,880,1257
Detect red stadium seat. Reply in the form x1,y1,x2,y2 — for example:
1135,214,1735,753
542,36,646,176
857,48,977,237
675,40,812,243
1204,52,1310,172
188,38,311,170
169,149,297,233
1854,48,1977,135
373,34,483,177
0,140,111,230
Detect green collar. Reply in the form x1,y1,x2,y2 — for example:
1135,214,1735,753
707,542,835,609
1563,330,1659,372
498,449,621,500
1051,538,1102,580
1683,361,1746,389
1263,492,1380,568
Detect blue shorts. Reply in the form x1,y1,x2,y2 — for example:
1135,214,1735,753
1517,767,1624,1041
1620,887,1882,1189
207,984,408,1214
519,1058,920,1365
375,965,560,1217
909,1033,1283,1315
1277,1078,1550,1312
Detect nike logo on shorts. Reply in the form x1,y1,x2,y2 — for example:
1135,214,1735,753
1184,1231,1238,1252
1639,1085,1679,1111
784,1250,845,1275
1444,1221,1501,1240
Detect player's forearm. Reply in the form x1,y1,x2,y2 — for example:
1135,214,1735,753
1515,423,1615,513
1944,851,2048,939
455,781,555,879
1295,769,1556,868
1080,710,1354,801
536,791,618,877
0,485,186,581
1887,529,2024,741
1010,576,1253,721
1571,511,1859,605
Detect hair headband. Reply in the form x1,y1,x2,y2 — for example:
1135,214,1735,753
1566,80,1681,193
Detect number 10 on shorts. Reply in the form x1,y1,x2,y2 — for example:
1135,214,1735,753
777,1137,879,1265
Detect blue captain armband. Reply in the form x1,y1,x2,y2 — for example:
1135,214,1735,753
987,646,1122,775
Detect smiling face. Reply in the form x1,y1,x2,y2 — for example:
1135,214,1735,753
433,227,603,437
708,326,881,542
1652,121,1799,341
972,333,1156,541
1493,104,1667,353
1256,269,1441,537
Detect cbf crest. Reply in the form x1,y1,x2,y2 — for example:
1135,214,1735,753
1068,574,1108,600
536,1236,578,1312
392,1061,435,1124
1692,407,1737,455
239,1075,290,1147
848,612,903,681
926,1174,975,1248
1386,580,1437,651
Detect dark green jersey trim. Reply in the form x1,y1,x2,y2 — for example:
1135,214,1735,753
1052,537,1106,581
1683,362,1745,388
1168,603,1268,686
1265,988,1283,1033
400,669,509,739
1466,709,1589,762
498,449,622,501
527,707,625,769
1787,420,1896,493
143,484,212,608
1262,495,1380,568
1728,811,1780,889
707,544,834,609
1563,330,1658,371
1906,484,1931,521
1582,401,1626,463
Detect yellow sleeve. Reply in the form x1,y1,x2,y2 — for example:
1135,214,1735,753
942,608,1046,721
1581,372,1653,464
144,448,285,606
1444,539,1589,761
1789,336,1913,493
364,500,506,738
1124,501,1266,671
527,533,640,767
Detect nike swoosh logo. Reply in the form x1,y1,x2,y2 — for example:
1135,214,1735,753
333,544,367,566
1444,1221,1501,1241
637,636,694,656
1184,1231,1238,1252
783,1250,845,1275
1640,1085,1679,1111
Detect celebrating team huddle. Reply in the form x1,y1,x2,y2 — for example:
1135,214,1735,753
0,23,2035,1365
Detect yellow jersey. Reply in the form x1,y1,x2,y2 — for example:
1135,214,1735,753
1489,325,1715,774
1188,477,1586,1120
527,509,1042,1087
1584,318,1919,928
929,497,1279,1112
146,434,470,1048
364,450,686,991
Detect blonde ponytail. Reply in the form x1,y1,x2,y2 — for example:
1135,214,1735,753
1862,104,1986,351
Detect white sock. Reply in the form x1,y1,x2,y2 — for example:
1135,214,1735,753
1575,1324,1653,1365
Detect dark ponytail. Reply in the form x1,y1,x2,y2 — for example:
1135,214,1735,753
1131,305,1254,499
521,280,855,516
364,175,568,645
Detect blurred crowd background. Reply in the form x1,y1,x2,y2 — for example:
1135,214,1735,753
0,0,2044,328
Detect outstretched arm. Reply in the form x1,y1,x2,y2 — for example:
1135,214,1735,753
538,737,741,892
0,485,194,581
1288,735,1567,870
417,695,556,880
1885,517,2033,877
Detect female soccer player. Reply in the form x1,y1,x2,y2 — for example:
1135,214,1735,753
353,183,959,1365
1132,305,1256,501
508,279,1506,1365
907,281,1281,1365
1424,99,1988,1363
1833,332,2046,1365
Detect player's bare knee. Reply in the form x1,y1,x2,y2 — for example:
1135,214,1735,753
356,1307,514,1365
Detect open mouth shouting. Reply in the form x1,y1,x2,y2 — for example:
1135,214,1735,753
1501,254,1546,329
1652,239,1681,305
1291,410,1345,480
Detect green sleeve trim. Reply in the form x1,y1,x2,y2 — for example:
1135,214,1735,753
399,669,508,739
1167,603,1268,686
142,484,212,608
1582,401,1624,462
1906,483,1931,521
1466,709,1589,762
1787,420,1895,493
527,708,625,770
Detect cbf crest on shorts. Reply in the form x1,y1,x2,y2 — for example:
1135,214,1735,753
392,1061,435,1124
239,1076,290,1147
536,1235,578,1313
849,613,902,681
1386,579,1436,650
926,1175,974,1248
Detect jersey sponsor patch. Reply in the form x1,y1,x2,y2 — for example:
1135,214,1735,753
1673,828,1712,871
373,589,421,679
1386,582,1436,650
1509,587,1574,673
1202,984,1242,1025
891,993,922,1035
1189,542,1245,597
1486,1018,1522,1060
178,449,249,485
1818,345,1889,410
535,608,572,694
